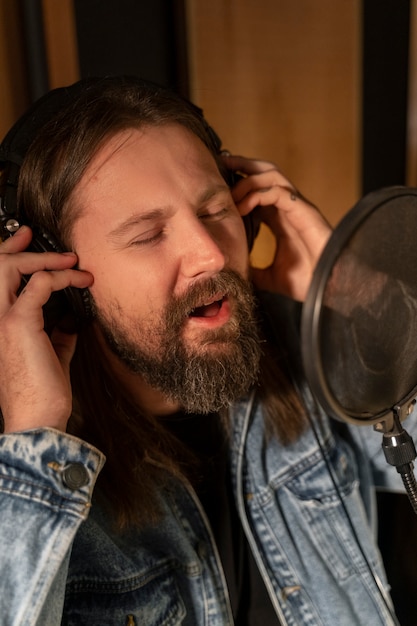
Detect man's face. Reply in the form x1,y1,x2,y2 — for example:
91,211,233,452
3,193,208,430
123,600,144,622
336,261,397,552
71,124,260,413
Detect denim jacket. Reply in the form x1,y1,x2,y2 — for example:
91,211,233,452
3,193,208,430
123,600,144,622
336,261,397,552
0,295,409,625
0,389,406,626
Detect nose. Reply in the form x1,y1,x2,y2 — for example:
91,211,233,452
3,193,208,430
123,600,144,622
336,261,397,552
178,217,228,281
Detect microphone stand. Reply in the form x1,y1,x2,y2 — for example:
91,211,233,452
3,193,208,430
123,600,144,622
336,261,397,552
375,401,417,514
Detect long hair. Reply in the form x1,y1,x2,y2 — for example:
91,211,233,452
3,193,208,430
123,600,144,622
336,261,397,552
16,77,306,529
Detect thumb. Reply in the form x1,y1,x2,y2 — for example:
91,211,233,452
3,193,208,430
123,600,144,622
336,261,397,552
50,329,78,372
251,266,275,293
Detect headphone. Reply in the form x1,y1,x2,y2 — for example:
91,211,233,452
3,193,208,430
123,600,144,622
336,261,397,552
0,77,259,333
0,82,96,333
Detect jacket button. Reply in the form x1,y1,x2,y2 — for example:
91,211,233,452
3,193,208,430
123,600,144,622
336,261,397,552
62,463,89,490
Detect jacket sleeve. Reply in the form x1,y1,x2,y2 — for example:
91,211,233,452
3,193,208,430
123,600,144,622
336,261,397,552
0,428,105,626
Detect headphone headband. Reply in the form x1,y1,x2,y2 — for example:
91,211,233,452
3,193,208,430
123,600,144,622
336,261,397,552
0,84,85,167
0,76,221,168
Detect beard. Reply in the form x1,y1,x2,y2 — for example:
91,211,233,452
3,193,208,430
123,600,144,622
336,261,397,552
92,269,262,414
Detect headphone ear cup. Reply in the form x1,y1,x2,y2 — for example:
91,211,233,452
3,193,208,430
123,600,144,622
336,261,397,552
1,164,91,333
202,122,262,252
25,230,92,334
227,170,261,251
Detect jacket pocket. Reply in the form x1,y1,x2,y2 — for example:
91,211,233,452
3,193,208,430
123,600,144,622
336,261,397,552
63,565,186,625
254,438,383,584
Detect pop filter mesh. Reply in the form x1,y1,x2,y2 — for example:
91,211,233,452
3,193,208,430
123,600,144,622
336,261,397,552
305,190,417,422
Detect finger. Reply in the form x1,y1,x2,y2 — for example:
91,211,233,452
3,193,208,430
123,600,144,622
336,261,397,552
222,154,296,189
0,225,81,274
0,268,93,319
230,173,298,208
234,183,298,217
222,153,276,174
0,225,33,252
0,255,79,314
0,249,81,304
236,182,329,234
18,268,94,308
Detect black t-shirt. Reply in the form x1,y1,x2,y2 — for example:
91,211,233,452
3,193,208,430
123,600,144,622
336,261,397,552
164,412,281,625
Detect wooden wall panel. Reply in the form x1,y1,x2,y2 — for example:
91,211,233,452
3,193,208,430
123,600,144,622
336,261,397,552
0,0,79,142
1,0,361,228
42,0,80,89
186,0,362,233
0,0,30,140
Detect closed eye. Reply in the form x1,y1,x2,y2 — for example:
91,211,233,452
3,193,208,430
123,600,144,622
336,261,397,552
199,207,230,221
130,229,165,246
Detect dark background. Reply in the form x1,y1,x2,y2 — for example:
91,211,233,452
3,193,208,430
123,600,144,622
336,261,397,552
73,0,189,96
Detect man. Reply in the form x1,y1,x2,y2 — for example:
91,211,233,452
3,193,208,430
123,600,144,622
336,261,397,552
0,76,400,624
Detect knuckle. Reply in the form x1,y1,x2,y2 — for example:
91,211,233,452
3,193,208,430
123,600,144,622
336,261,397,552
27,270,52,290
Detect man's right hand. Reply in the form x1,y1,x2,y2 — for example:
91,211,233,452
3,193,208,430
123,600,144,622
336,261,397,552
0,226,93,433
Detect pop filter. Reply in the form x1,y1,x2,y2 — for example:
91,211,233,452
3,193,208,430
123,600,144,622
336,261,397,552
301,186,417,511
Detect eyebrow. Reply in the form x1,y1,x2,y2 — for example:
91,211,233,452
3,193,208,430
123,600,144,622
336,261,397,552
107,208,168,241
107,183,230,242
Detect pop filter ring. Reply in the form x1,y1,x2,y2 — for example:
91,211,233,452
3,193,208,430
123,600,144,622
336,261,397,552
301,185,417,427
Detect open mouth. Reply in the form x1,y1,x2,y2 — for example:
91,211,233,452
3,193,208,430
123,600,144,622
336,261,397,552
188,296,226,318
